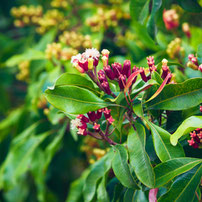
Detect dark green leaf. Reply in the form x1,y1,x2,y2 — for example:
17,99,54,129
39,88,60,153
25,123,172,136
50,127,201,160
127,123,155,188
97,172,109,202
158,164,202,202
146,78,202,110
154,157,202,187
45,86,108,115
178,0,202,12
112,144,139,189
145,120,185,162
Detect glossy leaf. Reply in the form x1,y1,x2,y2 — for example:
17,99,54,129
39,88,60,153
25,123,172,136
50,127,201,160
170,116,202,146
45,85,108,115
55,73,98,94
146,78,202,110
145,120,184,162
112,144,139,189
83,150,113,202
123,188,136,202
127,123,155,188
158,164,202,202
154,157,202,187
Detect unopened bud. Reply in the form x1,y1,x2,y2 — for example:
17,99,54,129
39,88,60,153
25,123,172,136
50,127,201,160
88,58,94,70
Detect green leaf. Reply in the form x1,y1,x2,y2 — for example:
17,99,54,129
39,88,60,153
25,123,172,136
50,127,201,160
197,43,202,64
123,188,136,202
158,164,202,202
127,123,155,188
45,85,108,115
146,78,202,110
97,173,109,202
66,169,90,202
170,116,202,146
147,0,162,39
145,120,184,162
55,73,98,94
0,130,51,189
112,144,139,189
130,0,150,24
5,49,45,67
154,157,202,187
83,150,113,202
178,0,202,12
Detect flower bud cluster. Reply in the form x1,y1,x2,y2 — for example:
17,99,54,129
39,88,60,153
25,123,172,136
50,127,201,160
71,48,100,73
36,10,68,34
71,108,114,137
45,42,78,61
163,9,179,30
188,128,202,149
86,8,129,32
59,31,93,50
11,5,43,27
182,23,191,38
16,60,30,82
187,54,202,72
166,38,184,59
51,0,69,8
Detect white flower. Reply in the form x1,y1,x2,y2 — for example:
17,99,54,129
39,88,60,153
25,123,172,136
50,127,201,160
71,118,82,129
71,53,81,64
85,48,100,59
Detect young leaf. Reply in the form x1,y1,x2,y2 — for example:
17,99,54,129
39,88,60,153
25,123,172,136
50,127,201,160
158,164,202,202
146,78,202,110
45,86,108,115
146,73,171,103
145,120,185,162
170,116,202,146
154,157,202,187
127,123,155,188
112,144,139,189
83,150,113,202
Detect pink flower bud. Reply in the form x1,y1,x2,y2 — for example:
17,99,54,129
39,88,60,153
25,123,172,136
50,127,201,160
107,116,114,124
198,64,202,72
93,123,100,132
77,128,87,136
77,114,89,123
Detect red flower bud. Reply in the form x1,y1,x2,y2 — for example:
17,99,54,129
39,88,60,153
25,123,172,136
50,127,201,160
96,109,102,119
98,70,107,83
77,114,89,123
87,111,96,122
107,116,114,124
93,123,100,132
103,108,111,119
77,128,87,136
101,81,111,95
104,65,115,80
112,62,122,78
118,74,126,90
140,68,148,82
122,60,131,78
